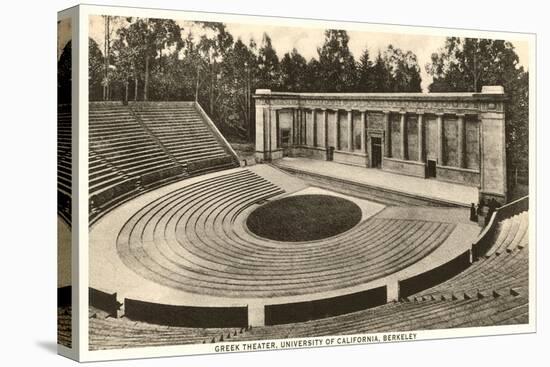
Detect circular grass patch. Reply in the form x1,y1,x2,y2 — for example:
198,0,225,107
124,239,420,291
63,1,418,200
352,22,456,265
246,194,362,242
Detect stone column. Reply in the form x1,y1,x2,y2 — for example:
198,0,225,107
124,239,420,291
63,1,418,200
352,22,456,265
287,108,293,146
457,113,465,168
297,108,302,145
270,108,278,151
300,109,307,145
297,108,301,145
400,112,408,160
323,109,329,149
255,104,266,160
265,106,272,159
384,111,391,158
334,111,339,150
347,109,354,151
437,113,444,165
417,113,425,162
361,110,367,153
312,109,317,147
290,108,298,145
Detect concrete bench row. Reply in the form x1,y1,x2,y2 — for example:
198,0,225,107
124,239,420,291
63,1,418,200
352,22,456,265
117,169,455,298
88,307,245,350
410,212,528,301
86,102,239,224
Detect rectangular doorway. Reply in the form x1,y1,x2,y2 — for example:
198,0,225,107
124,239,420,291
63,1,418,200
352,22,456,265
281,128,290,157
427,159,437,178
371,137,382,168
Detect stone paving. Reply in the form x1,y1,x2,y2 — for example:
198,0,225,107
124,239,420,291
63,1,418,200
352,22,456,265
275,157,479,206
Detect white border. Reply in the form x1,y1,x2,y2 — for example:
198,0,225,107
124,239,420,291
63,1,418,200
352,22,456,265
68,3,536,362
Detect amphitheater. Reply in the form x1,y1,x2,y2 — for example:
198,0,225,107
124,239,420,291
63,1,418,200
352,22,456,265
57,90,529,350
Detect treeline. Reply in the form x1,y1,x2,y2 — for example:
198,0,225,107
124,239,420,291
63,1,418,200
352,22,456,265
426,37,529,191
87,17,422,140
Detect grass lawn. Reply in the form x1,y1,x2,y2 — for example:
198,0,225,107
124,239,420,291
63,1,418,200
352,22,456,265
246,194,362,242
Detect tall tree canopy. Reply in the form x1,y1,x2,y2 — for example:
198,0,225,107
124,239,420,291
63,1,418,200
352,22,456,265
356,48,376,92
58,41,72,104
280,48,308,92
426,37,529,190
316,29,356,92
89,21,428,141
257,34,281,90
383,45,422,92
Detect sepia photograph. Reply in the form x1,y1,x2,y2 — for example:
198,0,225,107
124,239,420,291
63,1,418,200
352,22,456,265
56,15,73,350
55,4,534,361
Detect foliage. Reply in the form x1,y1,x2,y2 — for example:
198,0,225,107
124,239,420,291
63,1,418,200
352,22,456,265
280,48,309,92
426,37,529,187
58,41,72,104
316,30,357,92
90,21,427,141
88,38,104,101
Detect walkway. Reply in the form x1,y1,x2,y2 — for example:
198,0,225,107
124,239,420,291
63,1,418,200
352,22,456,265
274,158,479,207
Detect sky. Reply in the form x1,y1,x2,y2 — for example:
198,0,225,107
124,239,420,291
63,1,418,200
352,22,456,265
57,18,71,60
89,15,529,92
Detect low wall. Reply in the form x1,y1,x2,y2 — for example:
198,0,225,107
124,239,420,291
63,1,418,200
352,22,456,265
496,195,529,220
264,286,386,325
57,286,72,308
187,155,236,174
333,150,368,166
436,165,480,187
90,177,139,211
383,158,426,178
398,250,472,298
89,288,119,317
277,165,465,207
289,146,328,161
472,195,529,260
124,298,248,328
141,165,186,187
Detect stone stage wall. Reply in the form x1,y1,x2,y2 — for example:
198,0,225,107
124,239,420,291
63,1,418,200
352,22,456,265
254,87,507,203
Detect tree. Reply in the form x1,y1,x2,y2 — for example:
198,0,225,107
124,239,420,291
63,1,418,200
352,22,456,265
383,45,422,92
196,22,235,117
88,38,104,101
216,38,258,140
125,17,182,101
427,37,522,93
111,36,139,103
356,48,376,92
317,29,356,92
58,41,72,104
257,33,281,90
280,48,308,92
303,58,322,92
370,51,392,92
426,37,529,192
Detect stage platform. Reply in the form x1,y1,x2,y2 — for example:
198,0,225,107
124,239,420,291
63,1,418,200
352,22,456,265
273,158,479,207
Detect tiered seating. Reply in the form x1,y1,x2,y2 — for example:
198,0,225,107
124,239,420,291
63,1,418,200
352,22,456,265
57,105,72,224
57,307,72,348
89,307,244,350
89,104,181,180
116,169,455,298
133,103,231,167
231,294,527,341
410,211,528,301
88,102,239,223
225,211,529,341
89,149,140,214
